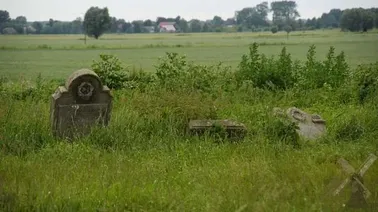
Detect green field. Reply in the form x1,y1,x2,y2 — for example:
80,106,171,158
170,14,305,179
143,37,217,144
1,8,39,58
0,29,378,80
1,30,378,211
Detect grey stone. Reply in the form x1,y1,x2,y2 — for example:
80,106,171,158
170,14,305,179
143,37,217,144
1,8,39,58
274,107,326,140
188,119,247,140
50,69,113,140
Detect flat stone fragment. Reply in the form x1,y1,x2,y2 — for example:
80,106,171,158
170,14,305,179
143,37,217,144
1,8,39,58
50,69,113,140
188,119,247,139
274,107,326,140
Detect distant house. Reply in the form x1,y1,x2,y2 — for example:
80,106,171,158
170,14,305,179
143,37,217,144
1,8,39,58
159,22,176,33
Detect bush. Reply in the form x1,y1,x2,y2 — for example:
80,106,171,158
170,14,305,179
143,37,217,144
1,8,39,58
91,54,128,89
271,26,278,34
155,52,232,93
296,45,349,89
235,43,297,90
352,62,378,104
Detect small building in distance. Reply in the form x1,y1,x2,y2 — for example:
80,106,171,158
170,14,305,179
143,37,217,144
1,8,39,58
159,22,176,33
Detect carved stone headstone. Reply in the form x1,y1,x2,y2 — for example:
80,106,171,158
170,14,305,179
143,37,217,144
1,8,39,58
273,107,326,140
188,119,247,140
50,69,112,139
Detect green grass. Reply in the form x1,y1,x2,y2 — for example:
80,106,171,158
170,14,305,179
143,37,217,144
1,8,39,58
1,30,378,211
0,29,377,80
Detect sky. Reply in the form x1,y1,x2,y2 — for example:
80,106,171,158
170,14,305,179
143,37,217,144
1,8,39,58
2,0,378,22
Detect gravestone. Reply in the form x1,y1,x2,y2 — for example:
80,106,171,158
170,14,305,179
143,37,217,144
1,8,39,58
188,119,247,140
273,107,326,140
50,69,113,139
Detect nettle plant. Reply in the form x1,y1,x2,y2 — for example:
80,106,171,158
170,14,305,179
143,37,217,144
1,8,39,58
296,45,349,89
91,54,128,90
154,52,230,93
236,42,297,90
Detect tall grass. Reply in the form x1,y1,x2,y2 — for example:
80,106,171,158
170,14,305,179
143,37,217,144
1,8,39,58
0,43,378,211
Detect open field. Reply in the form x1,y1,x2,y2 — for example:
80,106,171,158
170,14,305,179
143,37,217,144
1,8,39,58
0,29,378,80
1,30,378,211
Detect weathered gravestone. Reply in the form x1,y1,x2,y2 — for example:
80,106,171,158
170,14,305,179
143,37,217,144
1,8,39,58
273,107,326,140
50,69,113,139
188,119,247,140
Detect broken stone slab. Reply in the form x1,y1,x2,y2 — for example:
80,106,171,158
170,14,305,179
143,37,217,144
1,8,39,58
50,69,113,140
188,119,247,139
273,107,326,140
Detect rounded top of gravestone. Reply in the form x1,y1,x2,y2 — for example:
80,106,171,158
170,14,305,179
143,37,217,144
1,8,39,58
65,69,103,104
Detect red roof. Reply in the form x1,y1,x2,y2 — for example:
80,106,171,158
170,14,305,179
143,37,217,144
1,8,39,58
159,22,175,27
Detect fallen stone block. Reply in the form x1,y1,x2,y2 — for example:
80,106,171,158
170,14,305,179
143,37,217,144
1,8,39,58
188,119,247,140
273,107,326,140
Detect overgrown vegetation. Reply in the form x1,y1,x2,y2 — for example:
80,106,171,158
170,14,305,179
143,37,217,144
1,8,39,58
1,41,378,211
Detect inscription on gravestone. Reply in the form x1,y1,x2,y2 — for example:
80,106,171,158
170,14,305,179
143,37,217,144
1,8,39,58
50,69,112,139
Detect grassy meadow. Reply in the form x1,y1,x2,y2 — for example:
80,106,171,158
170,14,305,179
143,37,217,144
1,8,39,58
1,29,378,211
0,29,377,80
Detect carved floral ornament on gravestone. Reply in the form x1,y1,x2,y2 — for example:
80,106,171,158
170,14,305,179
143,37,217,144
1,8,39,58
50,69,113,140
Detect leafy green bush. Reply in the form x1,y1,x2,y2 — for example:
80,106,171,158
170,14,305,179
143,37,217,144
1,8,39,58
352,62,378,104
155,52,232,93
271,26,278,34
236,43,297,90
296,45,349,89
91,54,128,89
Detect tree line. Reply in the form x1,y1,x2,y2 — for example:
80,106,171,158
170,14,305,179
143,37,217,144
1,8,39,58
0,1,377,37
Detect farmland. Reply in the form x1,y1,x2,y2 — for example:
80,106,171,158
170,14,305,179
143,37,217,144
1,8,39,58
1,29,378,211
0,29,377,80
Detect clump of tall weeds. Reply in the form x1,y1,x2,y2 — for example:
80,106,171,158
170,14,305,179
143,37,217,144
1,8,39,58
296,45,349,89
236,43,297,90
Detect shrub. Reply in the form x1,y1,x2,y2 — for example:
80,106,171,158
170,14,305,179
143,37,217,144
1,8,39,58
271,26,278,34
352,62,378,104
91,54,128,89
235,43,297,90
154,52,231,93
296,45,349,89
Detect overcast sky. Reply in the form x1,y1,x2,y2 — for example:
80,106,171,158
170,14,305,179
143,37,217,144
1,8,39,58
2,0,378,22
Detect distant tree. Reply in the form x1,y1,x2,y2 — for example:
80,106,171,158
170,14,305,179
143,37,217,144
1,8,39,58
271,25,278,33
48,18,54,27
284,25,292,39
225,18,236,26
132,20,143,33
236,5,269,30
177,19,189,32
143,19,153,26
190,19,202,32
0,10,10,25
212,16,224,28
109,17,118,33
271,0,300,30
83,6,111,39
297,19,304,30
15,16,27,24
256,2,269,20
202,23,211,32
340,8,375,32
71,17,83,34
32,21,43,33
